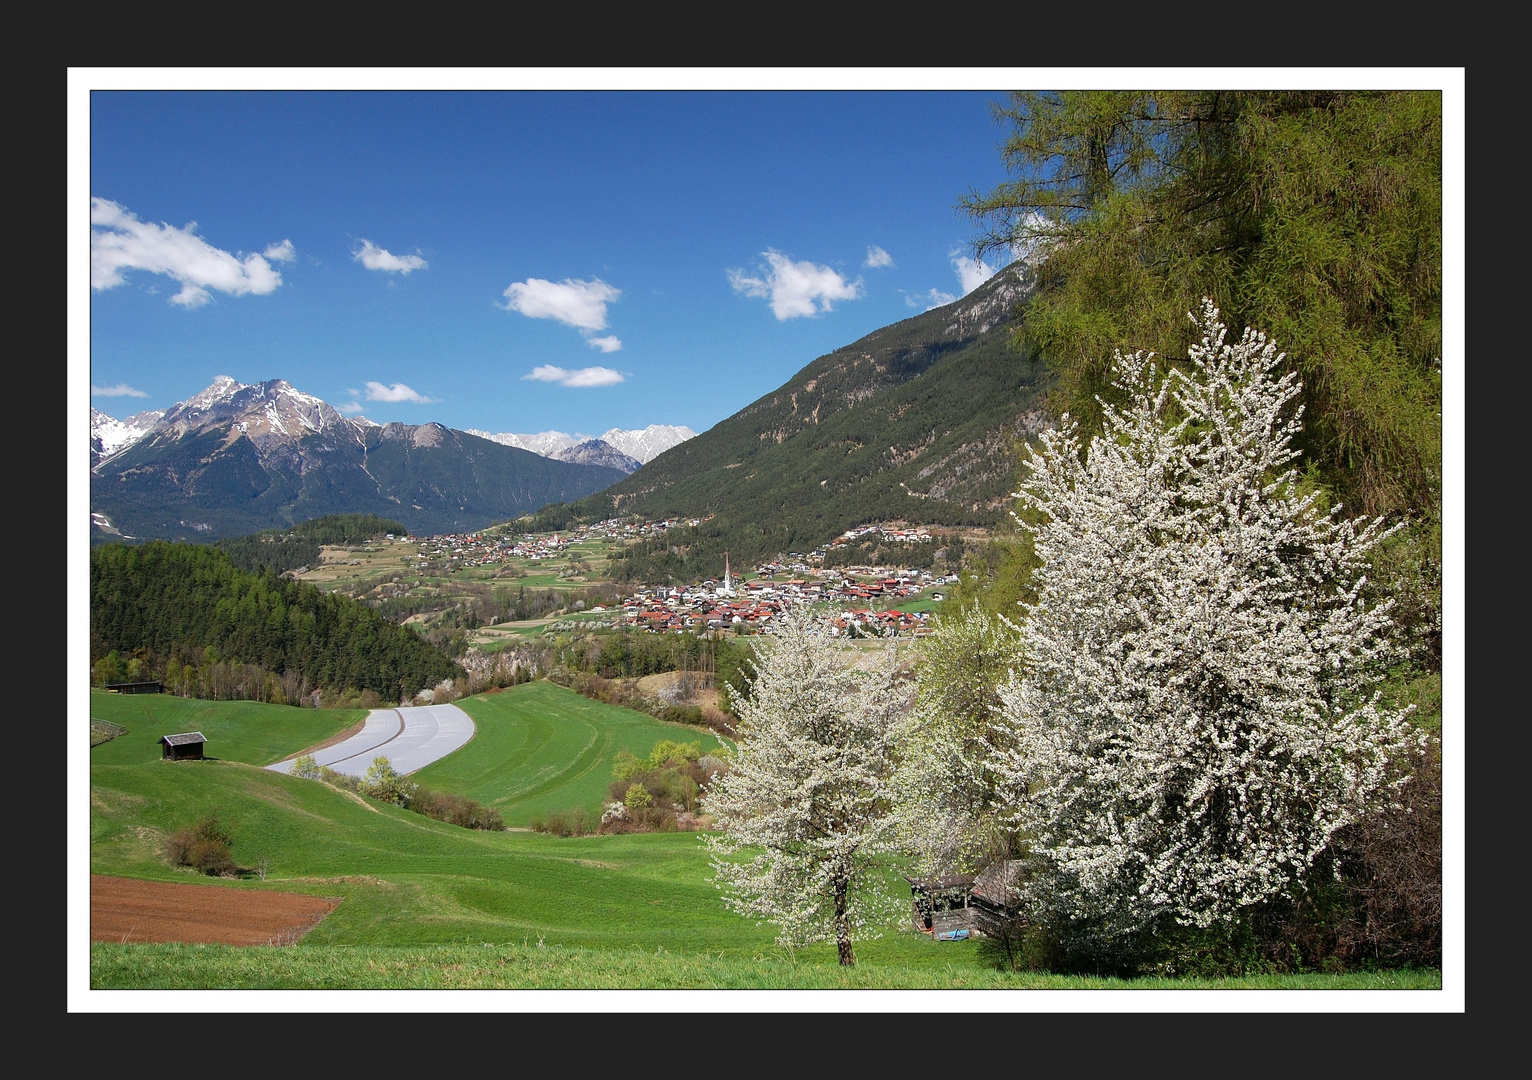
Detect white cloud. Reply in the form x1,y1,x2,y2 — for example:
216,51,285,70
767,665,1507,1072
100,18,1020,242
586,335,622,353
727,250,863,320
91,383,149,398
90,197,287,308
354,239,427,274
906,287,957,311
362,381,438,403
337,401,366,415
522,365,625,388
502,277,619,331
952,252,997,295
264,239,297,263
864,245,893,268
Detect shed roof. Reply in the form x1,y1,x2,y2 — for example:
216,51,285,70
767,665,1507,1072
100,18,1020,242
160,731,207,747
905,874,975,893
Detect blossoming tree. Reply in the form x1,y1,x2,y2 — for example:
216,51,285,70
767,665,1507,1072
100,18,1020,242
701,607,906,965
993,301,1421,936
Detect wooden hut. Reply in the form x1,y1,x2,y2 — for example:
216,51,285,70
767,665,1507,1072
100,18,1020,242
906,873,978,938
907,859,1027,939
969,859,1026,937
160,731,207,761
105,680,164,694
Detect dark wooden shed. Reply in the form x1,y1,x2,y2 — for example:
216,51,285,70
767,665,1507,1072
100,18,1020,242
105,681,164,694
906,873,977,937
907,859,1027,939
160,731,207,761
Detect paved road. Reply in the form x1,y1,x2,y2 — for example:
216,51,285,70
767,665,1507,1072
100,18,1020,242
267,703,475,778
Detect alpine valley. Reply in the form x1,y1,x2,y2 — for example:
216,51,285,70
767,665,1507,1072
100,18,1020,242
92,263,1047,554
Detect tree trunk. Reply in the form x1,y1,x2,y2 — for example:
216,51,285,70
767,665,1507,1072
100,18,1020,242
834,876,855,966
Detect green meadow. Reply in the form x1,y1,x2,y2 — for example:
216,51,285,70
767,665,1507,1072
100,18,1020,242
416,682,726,824
86,687,1442,990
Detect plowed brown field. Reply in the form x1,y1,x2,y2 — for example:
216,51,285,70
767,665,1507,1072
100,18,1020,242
91,875,341,945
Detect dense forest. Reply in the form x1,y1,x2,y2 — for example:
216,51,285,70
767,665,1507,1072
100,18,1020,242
91,540,459,705
213,514,407,575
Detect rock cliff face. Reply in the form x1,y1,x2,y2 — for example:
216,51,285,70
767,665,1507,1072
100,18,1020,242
90,378,626,542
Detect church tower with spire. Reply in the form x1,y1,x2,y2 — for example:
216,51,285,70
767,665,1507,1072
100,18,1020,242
720,552,735,596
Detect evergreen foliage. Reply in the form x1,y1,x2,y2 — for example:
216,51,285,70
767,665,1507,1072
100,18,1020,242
214,514,407,575
91,540,459,701
962,90,1441,524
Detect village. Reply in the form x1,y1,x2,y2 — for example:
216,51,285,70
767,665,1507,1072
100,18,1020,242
406,519,958,638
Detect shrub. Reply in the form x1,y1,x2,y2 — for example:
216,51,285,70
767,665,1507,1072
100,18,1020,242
362,757,416,807
624,782,654,809
531,808,595,837
409,788,504,831
164,813,239,876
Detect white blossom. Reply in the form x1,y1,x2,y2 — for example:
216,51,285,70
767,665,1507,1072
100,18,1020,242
891,602,1025,875
992,300,1422,934
701,608,908,965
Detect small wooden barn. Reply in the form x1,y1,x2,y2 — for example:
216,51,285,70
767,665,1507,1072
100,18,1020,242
907,859,1027,939
105,680,164,694
160,731,207,761
906,873,977,937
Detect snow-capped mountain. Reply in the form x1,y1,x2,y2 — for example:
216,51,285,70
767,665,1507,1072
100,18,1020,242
464,429,583,458
598,425,697,464
91,376,627,542
464,424,696,465
154,376,358,444
91,406,165,467
550,439,642,474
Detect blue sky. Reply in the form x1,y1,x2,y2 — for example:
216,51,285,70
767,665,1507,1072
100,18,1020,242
84,85,1021,437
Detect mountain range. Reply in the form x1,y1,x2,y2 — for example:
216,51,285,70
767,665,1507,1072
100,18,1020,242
91,263,1047,557
90,378,632,542
464,425,697,468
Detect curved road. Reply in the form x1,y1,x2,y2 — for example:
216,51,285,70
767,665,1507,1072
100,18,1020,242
267,703,475,778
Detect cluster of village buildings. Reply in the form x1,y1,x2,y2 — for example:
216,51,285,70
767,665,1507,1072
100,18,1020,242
412,518,696,570
570,560,959,638
409,519,957,637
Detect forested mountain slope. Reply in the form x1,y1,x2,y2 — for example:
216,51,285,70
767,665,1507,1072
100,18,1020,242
525,264,1048,568
91,541,459,701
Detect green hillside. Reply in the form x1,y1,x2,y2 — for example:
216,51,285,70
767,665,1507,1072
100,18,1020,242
91,540,459,702
412,681,726,824
523,265,1048,570
87,688,766,953
88,691,363,768
86,689,1440,987
213,514,408,576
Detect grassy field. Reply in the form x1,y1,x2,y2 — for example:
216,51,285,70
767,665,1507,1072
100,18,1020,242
89,940,1443,990
85,688,1443,992
89,691,364,768
413,681,726,823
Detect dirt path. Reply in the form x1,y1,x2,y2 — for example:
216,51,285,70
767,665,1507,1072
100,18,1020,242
91,875,340,946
